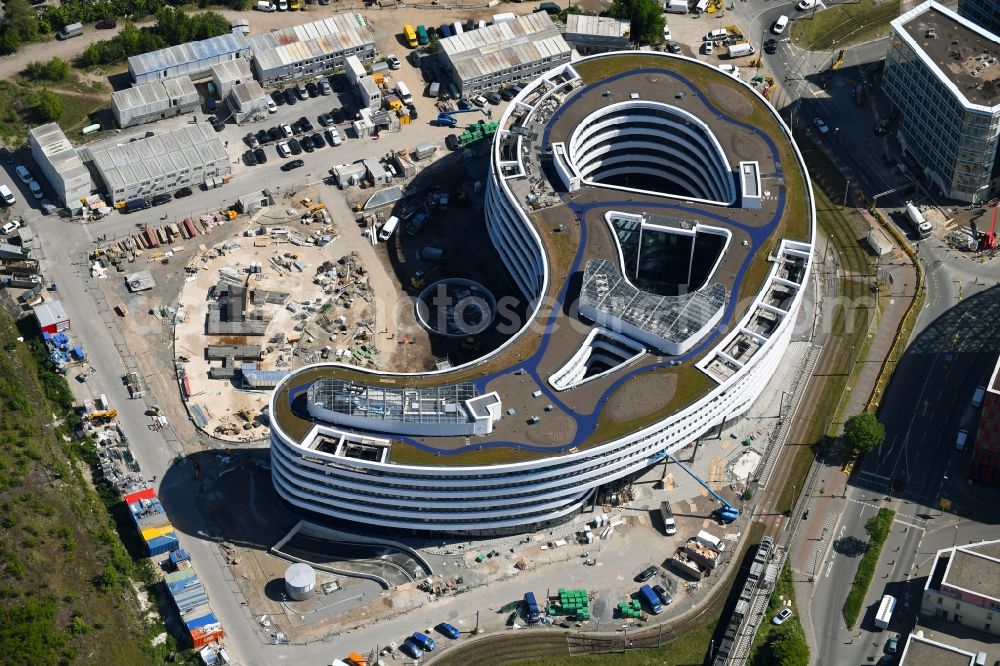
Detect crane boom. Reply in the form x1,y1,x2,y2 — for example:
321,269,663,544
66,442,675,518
665,451,741,523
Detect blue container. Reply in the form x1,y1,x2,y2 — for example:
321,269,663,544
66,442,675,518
169,549,190,566
147,533,179,556
185,612,219,631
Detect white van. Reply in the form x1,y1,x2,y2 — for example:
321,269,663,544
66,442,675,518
727,42,755,58
379,216,399,241
58,22,84,40
704,28,729,41
773,15,789,34
665,0,688,14
693,0,709,15
696,530,726,553
972,386,986,408
452,21,464,35
256,1,276,10
395,81,413,104
0,185,14,206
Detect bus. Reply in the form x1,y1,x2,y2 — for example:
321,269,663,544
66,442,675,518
403,24,418,48
874,594,896,630
416,25,429,45
638,584,664,615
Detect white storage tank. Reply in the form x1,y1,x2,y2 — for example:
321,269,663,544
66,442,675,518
284,563,316,601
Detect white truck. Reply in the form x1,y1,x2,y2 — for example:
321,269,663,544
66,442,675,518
665,0,688,13
395,81,413,105
905,202,933,239
696,529,726,553
727,42,755,58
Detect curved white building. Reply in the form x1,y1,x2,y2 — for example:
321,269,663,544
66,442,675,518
269,52,816,536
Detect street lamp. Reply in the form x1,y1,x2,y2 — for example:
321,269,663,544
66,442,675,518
622,624,629,653
953,524,959,548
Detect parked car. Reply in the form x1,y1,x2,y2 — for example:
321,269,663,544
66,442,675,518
174,186,193,198
254,147,267,164
256,129,270,145
28,180,42,199
151,192,173,206
652,584,673,606
320,79,332,95
288,138,302,155
884,633,899,655
96,19,117,29
331,108,345,124
300,135,315,152
386,54,401,70
772,608,793,625
268,127,284,142
210,117,224,132
499,86,516,101
244,149,258,165
666,40,682,54
318,113,333,127
295,83,308,100
445,134,459,151
281,159,304,171
435,623,460,639
276,141,291,157
813,117,829,134
797,0,816,9
305,81,319,98
772,15,789,34
15,165,32,184
485,91,501,105
285,88,298,105
298,116,313,132
764,39,778,53
245,132,259,148
272,90,286,106
635,566,658,582
310,132,325,149
326,128,342,146
399,640,423,659
2,219,22,234
956,429,969,451
266,98,278,113
281,124,294,138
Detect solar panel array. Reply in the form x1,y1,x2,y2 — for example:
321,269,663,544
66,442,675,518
309,379,478,424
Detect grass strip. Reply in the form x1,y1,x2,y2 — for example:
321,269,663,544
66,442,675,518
842,507,895,628
791,0,901,51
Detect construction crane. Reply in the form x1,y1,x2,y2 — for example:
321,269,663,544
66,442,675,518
664,451,741,523
981,205,997,250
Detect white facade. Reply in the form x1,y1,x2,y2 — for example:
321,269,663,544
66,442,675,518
227,81,268,122
268,55,815,535
128,32,251,85
27,124,92,211
211,58,254,99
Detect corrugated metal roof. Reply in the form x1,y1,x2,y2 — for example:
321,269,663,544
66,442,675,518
229,80,265,106
249,13,374,73
90,123,227,192
113,76,198,112
441,12,570,82
128,32,251,78
28,124,90,181
565,15,630,39
211,58,253,84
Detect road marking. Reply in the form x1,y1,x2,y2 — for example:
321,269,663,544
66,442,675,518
825,560,834,578
893,517,927,532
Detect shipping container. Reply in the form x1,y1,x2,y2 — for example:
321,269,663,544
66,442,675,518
124,487,157,505
182,376,192,399
183,218,199,238
144,227,160,248
147,532,180,556
141,524,176,542
185,612,219,631
190,626,224,649
166,568,197,586
181,602,214,624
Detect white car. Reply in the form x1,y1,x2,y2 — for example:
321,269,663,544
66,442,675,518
773,15,789,34
327,128,342,146
472,95,488,108
28,180,42,199
386,55,401,70
718,64,740,79
663,25,671,41
1,218,21,235
281,124,293,138
773,608,793,625
813,117,829,133
276,141,291,157
15,165,32,184
266,99,278,113
796,0,816,9
703,41,714,55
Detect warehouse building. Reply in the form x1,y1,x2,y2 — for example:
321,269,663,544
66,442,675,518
34,300,70,334
249,13,376,85
439,12,571,95
112,76,199,128
27,124,92,212
128,32,251,85
211,59,254,99
86,123,229,203
958,0,1000,35
564,15,631,55
226,81,268,122
884,1,1000,203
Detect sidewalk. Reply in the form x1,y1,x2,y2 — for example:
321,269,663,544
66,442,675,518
787,206,918,656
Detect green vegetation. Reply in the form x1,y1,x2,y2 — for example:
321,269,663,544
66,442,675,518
843,412,885,454
0,78,105,152
390,442,552,466
791,0,901,51
608,0,664,46
0,0,249,55
842,508,895,628
81,8,231,67
0,310,175,664
23,57,71,83
750,563,809,665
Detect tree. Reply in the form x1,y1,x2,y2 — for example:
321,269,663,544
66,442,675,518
843,412,885,454
607,0,664,45
4,0,40,44
32,90,64,122
769,622,810,666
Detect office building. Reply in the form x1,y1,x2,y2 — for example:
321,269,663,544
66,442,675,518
112,77,199,128
211,59,254,99
564,15,631,55
27,123,92,212
883,1,1000,203
971,355,1000,484
128,32,251,85
923,539,1000,637
958,0,1000,36
249,14,375,86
